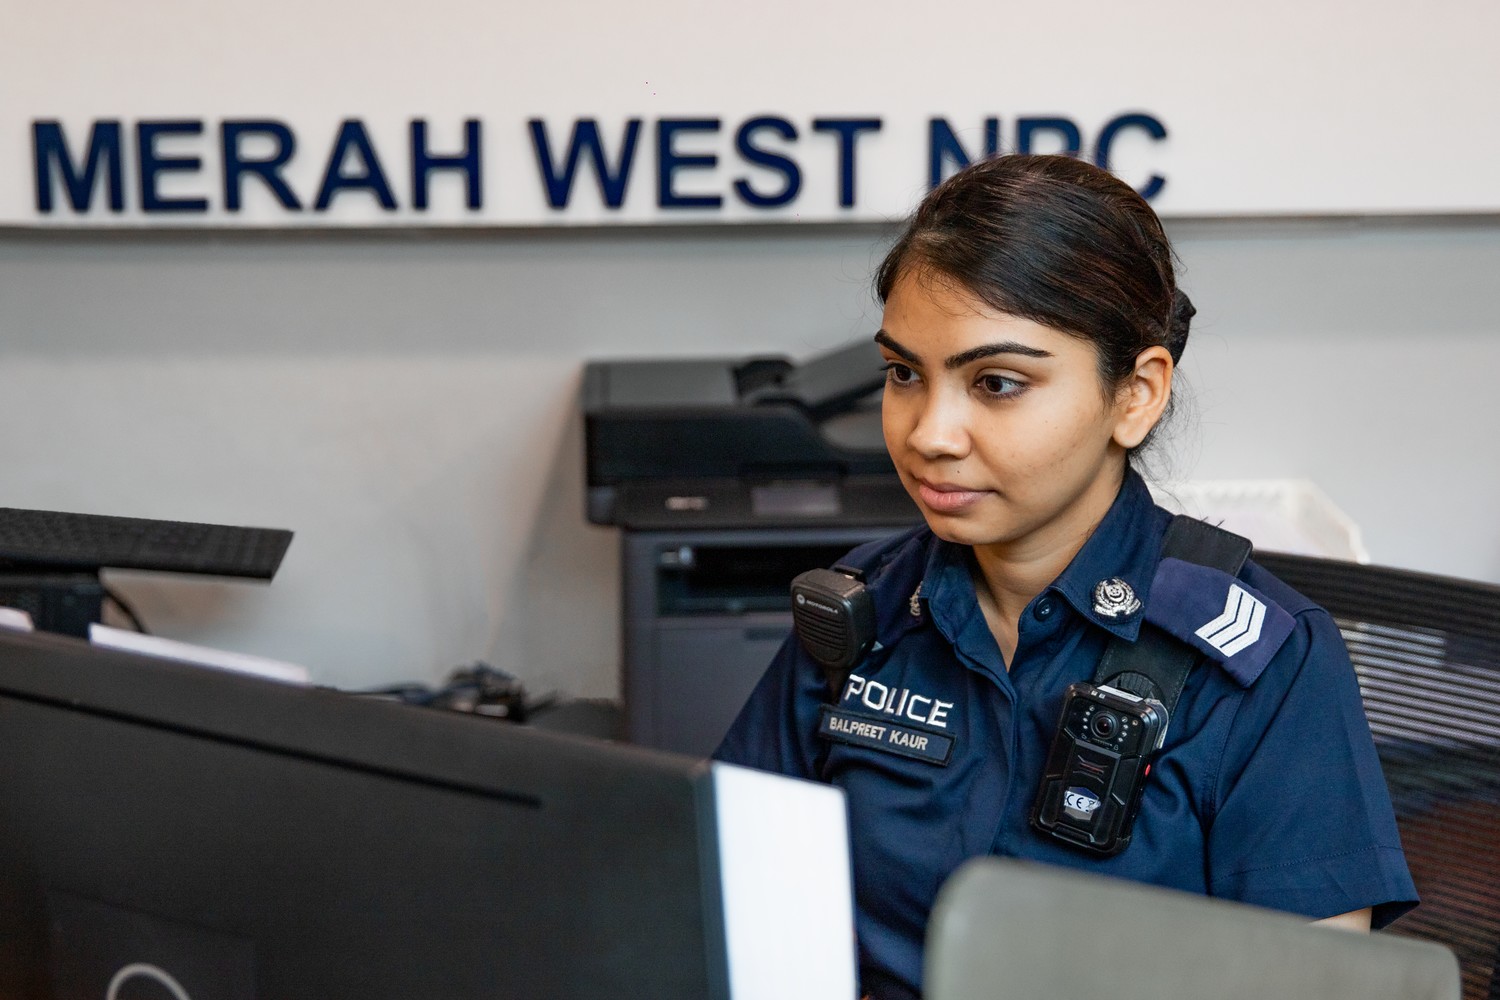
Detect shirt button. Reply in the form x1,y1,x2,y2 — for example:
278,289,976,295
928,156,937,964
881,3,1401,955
1034,597,1055,621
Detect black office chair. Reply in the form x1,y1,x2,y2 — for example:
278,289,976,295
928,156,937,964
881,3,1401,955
1255,552,1500,1000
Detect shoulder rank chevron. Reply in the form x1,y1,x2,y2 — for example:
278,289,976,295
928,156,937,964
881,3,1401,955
1195,584,1266,657
1144,557,1296,687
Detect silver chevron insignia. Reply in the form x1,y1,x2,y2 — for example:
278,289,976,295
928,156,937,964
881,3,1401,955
1194,584,1266,657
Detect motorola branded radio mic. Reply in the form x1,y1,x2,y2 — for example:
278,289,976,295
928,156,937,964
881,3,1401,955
790,566,876,683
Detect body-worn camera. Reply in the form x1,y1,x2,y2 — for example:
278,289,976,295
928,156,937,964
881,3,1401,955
1031,682,1169,856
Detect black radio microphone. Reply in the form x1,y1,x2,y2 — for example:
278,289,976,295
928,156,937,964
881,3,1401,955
790,566,876,684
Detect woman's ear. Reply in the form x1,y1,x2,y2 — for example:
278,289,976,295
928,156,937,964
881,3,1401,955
1112,346,1174,450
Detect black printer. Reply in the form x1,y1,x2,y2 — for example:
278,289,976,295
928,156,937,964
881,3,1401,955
583,340,918,529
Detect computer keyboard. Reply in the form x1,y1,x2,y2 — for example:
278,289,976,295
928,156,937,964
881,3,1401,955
0,508,293,579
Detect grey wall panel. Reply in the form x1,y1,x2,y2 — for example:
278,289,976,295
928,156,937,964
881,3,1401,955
0,219,1495,695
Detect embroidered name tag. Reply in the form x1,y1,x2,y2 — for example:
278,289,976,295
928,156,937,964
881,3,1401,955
817,706,954,766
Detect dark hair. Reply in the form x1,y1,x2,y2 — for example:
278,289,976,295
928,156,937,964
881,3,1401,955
875,155,1193,407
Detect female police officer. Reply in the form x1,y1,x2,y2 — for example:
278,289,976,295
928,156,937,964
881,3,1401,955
714,154,1417,1000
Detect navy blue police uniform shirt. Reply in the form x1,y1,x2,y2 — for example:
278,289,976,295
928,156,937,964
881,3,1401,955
714,470,1417,999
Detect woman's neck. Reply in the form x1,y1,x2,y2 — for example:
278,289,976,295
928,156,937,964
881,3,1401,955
969,466,1127,664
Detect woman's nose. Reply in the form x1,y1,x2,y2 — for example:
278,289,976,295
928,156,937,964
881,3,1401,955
906,393,971,460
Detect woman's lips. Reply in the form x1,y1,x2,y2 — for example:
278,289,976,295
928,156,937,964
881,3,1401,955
916,480,987,513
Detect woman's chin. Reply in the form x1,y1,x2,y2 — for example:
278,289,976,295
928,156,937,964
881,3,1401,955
919,510,1007,548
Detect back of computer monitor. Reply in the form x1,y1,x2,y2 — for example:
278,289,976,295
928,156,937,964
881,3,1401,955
0,628,855,999
925,858,1459,1000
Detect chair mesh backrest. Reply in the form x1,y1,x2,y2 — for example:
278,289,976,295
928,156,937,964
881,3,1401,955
1257,553,1500,1000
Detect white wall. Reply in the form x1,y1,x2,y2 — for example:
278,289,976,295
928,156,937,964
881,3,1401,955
8,0,1500,223
1,218,1496,695
1167,218,1500,581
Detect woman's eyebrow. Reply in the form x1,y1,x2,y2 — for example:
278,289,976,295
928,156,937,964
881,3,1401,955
874,330,919,363
875,330,1053,368
944,342,1053,368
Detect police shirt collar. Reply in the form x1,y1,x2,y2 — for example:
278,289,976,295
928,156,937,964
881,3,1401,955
917,537,973,624
862,528,938,648
1044,468,1168,642
914,535,1004,665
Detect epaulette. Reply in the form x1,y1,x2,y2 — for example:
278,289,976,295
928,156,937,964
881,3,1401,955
1143,556,1296,688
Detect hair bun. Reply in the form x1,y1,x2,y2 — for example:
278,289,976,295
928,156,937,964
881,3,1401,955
1166,289,1195,363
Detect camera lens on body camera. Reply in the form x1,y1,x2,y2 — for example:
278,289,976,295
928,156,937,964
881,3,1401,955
1090,711,1120,740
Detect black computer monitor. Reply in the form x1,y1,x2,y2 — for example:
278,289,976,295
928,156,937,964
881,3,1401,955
0,628,855,999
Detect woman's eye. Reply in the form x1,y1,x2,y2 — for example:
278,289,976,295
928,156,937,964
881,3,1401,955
883,362,919,387
978,373,1025,398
